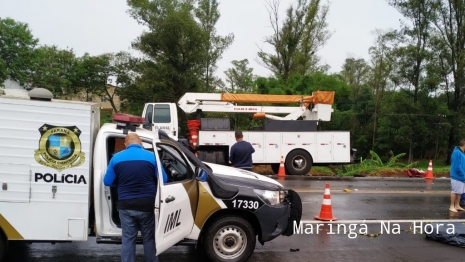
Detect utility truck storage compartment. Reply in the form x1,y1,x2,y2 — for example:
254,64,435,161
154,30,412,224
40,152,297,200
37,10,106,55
197,151,226,164
264,120,318,131
201,118,230,130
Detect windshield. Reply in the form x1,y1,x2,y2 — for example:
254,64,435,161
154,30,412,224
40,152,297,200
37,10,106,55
157,130,212,174
154,104,171,123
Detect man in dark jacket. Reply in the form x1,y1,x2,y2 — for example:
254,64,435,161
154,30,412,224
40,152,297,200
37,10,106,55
229,130,255,171
104,133,168,262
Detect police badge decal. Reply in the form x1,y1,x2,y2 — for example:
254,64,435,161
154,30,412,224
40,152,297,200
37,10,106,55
34,124,86,172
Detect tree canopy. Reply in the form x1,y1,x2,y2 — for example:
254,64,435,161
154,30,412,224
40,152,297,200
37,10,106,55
2,0,465,162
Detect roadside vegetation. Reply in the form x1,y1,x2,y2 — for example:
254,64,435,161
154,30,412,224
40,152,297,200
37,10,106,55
3,0,465,172
253,150,451,177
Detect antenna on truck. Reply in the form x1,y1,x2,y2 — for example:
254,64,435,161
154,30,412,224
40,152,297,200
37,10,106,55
113,113,145,135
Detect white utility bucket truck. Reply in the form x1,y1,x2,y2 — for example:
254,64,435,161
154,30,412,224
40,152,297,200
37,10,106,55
0,88,302,262
142,91,357,175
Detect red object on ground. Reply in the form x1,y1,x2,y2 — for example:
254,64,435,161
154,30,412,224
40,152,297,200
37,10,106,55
405,168,426,178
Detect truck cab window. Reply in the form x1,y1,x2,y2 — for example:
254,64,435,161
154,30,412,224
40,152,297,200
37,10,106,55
157,143,192,183
154,104,170,123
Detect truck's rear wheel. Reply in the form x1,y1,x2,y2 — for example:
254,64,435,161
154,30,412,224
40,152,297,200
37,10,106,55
203,215,256,262
285,149,312,175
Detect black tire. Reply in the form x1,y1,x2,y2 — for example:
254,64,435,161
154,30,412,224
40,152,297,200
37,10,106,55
285,149,312,176
270,164,279,174
202,215,256,262
271,164,291,175
0,232,7,262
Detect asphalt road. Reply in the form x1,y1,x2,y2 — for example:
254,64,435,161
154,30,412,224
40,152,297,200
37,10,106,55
4,177,465,262
279,177,456,220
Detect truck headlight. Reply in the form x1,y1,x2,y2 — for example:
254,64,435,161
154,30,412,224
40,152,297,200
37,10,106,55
254,189,286,205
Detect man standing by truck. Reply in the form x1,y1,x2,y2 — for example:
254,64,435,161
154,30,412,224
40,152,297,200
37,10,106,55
229,130,255,171
103,133,168,262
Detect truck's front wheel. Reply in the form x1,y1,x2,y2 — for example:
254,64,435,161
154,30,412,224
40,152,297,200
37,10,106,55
203,215,256,262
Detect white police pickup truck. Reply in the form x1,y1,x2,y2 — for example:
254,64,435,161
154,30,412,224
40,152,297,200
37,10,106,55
0,88,302,262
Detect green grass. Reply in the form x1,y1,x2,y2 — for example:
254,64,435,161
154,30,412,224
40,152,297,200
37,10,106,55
397,158,450,174
316,150,452,177
310,166,333,175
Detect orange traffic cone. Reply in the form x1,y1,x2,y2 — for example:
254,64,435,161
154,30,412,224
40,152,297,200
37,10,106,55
315,183,338,221
277,156,286,177
425,160,434,179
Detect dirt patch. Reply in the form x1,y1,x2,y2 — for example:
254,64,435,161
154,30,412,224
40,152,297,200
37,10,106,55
252,165,274,176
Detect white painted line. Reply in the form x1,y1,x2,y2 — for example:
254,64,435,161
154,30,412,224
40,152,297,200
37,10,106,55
293,190,450,194
299,219,465,224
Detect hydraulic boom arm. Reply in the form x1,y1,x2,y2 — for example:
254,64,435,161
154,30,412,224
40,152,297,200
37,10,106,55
177,91,335,121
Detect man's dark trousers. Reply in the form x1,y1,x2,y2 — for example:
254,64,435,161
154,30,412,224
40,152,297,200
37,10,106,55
119,209,159,262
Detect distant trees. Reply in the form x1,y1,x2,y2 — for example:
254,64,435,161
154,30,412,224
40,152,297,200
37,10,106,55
3,0,465,162
0,17,133,113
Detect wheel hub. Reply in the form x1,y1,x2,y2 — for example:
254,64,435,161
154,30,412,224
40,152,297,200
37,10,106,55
225,237,235,247
214,226,247,259
293,156,305,170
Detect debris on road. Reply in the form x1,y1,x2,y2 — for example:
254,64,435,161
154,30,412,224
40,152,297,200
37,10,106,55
405,168,426,178
425,222,465,247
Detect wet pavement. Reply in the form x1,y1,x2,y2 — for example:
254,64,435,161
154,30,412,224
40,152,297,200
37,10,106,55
276,177,451,192
4,177,465,262
299,192,453,220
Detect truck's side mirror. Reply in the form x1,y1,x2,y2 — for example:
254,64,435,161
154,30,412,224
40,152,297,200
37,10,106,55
143,111,153,130
147,111,153,124
195,166,208,182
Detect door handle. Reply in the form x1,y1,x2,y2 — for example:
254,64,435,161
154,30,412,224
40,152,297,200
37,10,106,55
165,196,175,203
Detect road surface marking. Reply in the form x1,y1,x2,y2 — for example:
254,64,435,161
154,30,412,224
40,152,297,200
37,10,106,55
299,219,465,224
293,189,451,194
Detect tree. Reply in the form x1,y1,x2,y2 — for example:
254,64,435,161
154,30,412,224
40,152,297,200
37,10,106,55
387,0,435,102
127,0,210,102
71,53,108,103
340,57,371,103
29,45,76,97
257,0,331,81
195,0,234,92
429,0,465,164
0,17,38,86
224,59,256,93
386,0,436,162
368,30,397,152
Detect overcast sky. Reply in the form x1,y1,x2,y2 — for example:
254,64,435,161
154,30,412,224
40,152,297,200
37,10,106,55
0,0,404,82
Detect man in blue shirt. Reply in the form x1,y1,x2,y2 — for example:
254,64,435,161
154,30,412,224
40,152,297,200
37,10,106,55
449,139,465,212
104,133,168,262
229,130,255,171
